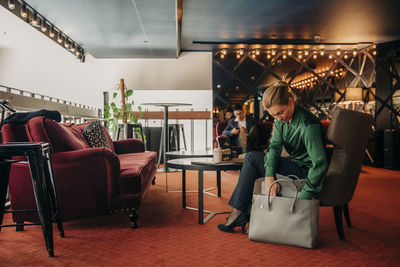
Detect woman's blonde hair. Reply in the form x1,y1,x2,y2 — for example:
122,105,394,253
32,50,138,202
262,80,295,109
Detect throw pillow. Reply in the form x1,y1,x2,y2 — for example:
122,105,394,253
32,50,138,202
82,120,111,149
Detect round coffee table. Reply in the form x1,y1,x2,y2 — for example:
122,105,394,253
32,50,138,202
167,158,243,224
166,150,213,159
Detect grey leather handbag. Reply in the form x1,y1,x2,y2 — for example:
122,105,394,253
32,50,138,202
249,179,319,249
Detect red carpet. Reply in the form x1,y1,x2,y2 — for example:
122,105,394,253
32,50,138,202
1,165,400,266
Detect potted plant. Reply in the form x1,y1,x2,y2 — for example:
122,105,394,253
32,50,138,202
104,79,143,140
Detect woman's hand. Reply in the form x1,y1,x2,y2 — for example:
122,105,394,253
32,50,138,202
265,176,280,196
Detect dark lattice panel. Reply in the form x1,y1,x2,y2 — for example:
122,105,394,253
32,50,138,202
213,48,378,120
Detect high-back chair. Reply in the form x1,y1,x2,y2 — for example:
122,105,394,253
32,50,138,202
319,107,373,240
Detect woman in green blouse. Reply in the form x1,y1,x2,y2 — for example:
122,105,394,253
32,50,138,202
218,81,328,233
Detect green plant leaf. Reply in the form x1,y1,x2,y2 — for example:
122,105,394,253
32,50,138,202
125,103,132,111
126,89,133,97
113,92,118,99
110,102,117,109
104,105,110,119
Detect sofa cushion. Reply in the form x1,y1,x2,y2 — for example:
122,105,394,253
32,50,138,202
118,151,157,194
82,120,111,149
26,117,89,153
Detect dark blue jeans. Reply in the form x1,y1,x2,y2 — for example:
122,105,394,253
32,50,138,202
228,151,309,212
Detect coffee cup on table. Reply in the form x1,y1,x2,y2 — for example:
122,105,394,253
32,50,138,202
213,148,222,163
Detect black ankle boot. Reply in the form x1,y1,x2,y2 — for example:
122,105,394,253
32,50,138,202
217,213,249,233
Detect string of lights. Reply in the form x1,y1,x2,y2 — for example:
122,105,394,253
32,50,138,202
291,68,346,90
216,46,376,60
2,0,85,62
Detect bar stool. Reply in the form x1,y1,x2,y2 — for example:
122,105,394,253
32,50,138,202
0,142,64,257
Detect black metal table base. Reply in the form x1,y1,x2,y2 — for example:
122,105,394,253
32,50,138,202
0,142,64,257
185,206,230,224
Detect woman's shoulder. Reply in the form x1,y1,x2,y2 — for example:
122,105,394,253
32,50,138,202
296,106,321,127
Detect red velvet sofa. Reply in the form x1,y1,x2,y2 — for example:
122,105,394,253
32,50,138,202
1,116,157,228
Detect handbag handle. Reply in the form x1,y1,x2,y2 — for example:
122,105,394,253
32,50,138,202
267,179,298,212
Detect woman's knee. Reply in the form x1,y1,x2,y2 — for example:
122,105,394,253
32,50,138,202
244,151,265,163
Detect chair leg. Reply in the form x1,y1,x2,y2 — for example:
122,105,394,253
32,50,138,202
129,210,138,228
152,177,156,185
16,221,24,231
333,206,345,240
343,204,352,227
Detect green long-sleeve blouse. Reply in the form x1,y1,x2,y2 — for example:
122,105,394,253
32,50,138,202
264,105,328,199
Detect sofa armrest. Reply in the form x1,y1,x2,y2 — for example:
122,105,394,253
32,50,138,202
50,147,121,202
113,139,145,154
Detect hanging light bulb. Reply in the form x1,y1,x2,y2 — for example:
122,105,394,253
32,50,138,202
64,39,70,49
313,52,317,59
71,43,76,52
57,32,63,43
255,49,260,55
21,3,28,18
336,49,341,56
222,49,227,55
282,53,287,59
267,54,271,59
320,49,325,56
287,49,292,56
304,50,309,56
271,50,276,56
252,53,256,58
8,0,15,9
41,19,47,32
344,53,348,59
49,26,55,38
353,49,357,56
239,49,244,55
220,53,225,59
298,54,302,59
373,50,377,56
328,54,333,59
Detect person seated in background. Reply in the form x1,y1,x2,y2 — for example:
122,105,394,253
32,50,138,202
222,104,255,149
225,108,234,120
217,80,328,233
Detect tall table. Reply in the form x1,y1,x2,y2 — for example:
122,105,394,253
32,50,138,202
0,142,64,257
141,103,192,172
167,158,243,224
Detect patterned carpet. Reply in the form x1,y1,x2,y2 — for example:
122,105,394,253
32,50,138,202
1,165,399,266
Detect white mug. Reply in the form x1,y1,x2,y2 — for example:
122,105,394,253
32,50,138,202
213,148,222,163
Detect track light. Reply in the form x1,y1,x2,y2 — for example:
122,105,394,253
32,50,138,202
8,0,15,9
49,26,55,37
57,32,64,43
32,12,39,25
41,19,47,32
21,3,28,18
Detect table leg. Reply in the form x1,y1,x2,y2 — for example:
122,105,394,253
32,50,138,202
0,159,11,232
27,152,55,257
44,153,65,238
198,170,204,224
182,170,186,208
217,170,221,197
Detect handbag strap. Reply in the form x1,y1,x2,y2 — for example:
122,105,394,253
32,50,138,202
267,179,298,212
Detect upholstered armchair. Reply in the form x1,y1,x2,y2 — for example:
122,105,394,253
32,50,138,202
319,107,373,240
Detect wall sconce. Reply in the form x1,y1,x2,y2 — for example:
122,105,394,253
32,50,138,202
1,0,86,62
